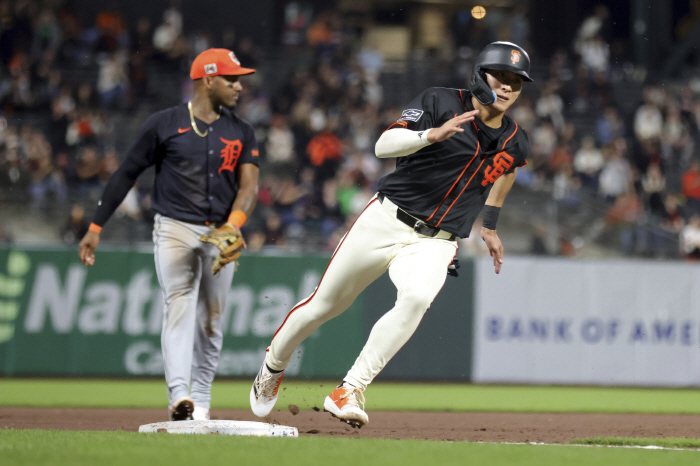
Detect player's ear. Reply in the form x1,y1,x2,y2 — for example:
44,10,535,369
202,76,215,89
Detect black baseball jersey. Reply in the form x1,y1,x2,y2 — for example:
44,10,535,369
377,87,530,238
92,103,259,226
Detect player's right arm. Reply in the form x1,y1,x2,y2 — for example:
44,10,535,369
375,88,478,158
480,167,518,275
79,113,162,266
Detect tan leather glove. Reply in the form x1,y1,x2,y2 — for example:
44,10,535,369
200,223,245,275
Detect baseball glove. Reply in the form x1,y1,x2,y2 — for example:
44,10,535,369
200,223,245,275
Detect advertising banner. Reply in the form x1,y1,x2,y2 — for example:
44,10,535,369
472,257,700,386
0,248,363,378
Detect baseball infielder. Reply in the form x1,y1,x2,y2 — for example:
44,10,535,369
250,42,532,428
79,48,259,421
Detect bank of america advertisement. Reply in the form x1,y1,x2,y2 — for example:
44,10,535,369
472,257,700,386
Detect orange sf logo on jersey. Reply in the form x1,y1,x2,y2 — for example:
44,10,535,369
511,50,521,64
482,152,514,186
218,138,243,174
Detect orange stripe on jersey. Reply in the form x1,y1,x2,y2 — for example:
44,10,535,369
426,141,480,223
501,123,519,150
384,121,408,132
433,122,519,227
436,158,486,227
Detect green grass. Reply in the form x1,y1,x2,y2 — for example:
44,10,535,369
2,429,699,466
3,379,700,414
573,437,700,449
3,381,700,465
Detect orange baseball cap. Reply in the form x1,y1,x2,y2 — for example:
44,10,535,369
190,48,256,80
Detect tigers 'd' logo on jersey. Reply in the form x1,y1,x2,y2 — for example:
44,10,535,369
219,138,243,173
482,152,514,186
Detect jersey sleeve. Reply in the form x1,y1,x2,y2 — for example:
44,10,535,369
386,88,440,132
92,112,162,226
514,127,531,168
238,122,260,166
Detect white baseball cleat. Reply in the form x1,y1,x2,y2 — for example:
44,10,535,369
250,364,284,417
169,396,194,421
323,383,368,429
192,406,210,421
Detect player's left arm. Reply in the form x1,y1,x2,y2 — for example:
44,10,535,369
481,167,517,274
226,122,260,234
228,163,259,241
199,163,259,275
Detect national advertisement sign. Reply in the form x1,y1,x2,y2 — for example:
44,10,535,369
0,248,363,377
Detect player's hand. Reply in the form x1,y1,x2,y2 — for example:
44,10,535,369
427,110,479,143
79,231,100,266
480,227,504,274
200,223,246,275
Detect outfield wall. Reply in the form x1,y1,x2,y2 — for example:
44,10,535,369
0,247,473,380
2,247,698,386
0,248,363,378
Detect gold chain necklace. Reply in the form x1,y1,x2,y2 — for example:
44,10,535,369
187,101,220,137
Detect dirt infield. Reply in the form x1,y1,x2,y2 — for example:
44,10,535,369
2,407,700,442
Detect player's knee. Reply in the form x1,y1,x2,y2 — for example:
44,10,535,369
314,294,353,317
396,289,433,315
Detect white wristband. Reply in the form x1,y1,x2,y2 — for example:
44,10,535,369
375,128,434,159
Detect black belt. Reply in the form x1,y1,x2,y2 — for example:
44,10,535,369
378,193,456,241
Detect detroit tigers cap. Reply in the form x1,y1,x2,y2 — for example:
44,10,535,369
190,48,256,80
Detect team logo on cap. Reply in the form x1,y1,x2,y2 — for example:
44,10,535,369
204,63,218,74
229,51,240,65
511,50,521,64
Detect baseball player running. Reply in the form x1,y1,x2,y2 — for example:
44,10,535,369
250,42,532,428
79,48,260,422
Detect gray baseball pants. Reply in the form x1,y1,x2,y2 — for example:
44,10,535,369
153,214,235,410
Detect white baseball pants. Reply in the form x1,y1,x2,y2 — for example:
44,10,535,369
265,195,457,390
153,214,235,410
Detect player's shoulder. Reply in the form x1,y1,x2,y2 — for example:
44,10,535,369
156,103,186,119
419,86,464,101
220,107,255,133
509,114,530,144
504,114,531,153
400,87,464,122
143,104,185,128
220,107,252,127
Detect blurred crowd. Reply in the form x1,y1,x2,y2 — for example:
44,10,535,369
1,1,700,259
501,5,700,259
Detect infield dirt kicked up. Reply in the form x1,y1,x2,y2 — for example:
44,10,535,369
2,408,700,443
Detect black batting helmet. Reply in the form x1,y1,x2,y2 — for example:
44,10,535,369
470,41,532,106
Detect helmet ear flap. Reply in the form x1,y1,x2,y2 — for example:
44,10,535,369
470,68,497,106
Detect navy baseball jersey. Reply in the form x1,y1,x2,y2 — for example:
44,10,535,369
93,103,259,226
377,87,530,238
